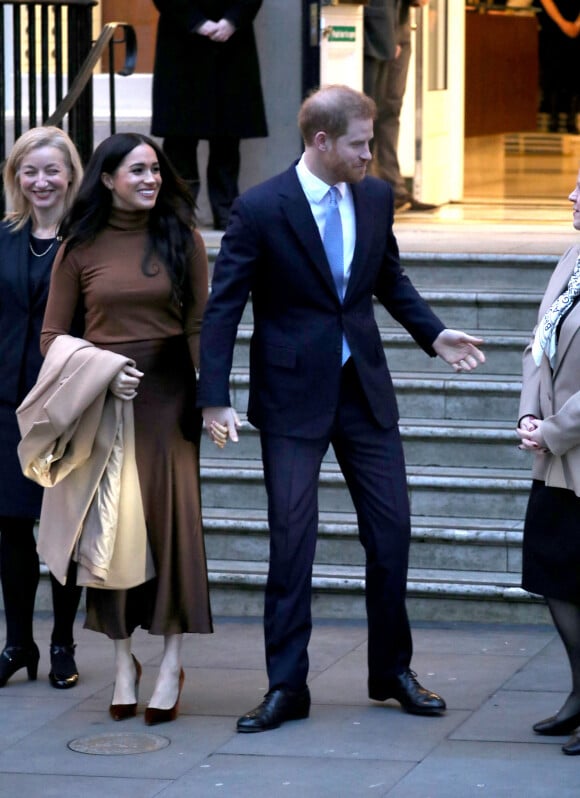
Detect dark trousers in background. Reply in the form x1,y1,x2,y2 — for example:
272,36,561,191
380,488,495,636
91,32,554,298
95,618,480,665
259,359,413,694
363,20,412,202
163,135,241,230
0,516,81,647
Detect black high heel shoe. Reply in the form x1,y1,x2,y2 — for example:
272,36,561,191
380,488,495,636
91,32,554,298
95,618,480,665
533,710,580,736
0,643,40,687
144,669,185,726
563,733,580,755
109,654,142,721
49,644,79,689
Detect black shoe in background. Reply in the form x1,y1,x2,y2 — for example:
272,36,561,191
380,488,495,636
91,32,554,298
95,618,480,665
408,197,438,212
395,196,437,213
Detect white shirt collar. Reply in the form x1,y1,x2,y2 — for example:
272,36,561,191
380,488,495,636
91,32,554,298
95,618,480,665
296,155,346,204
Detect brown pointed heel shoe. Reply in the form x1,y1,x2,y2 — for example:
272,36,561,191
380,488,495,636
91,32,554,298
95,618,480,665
109,655,142,721
144,668,185,726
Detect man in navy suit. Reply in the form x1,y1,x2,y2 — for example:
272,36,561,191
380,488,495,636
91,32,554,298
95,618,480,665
198,85,485,733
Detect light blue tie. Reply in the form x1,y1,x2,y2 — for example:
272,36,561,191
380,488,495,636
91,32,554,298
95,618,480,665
323,186,350,364
323,186,344,300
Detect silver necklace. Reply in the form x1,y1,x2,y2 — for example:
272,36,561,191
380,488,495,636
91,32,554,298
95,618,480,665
29,235,58,258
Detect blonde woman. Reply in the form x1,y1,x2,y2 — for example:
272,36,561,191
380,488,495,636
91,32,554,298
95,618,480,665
0,127,83,689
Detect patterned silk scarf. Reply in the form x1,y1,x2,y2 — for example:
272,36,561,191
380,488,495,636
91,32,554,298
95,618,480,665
532,255,580,367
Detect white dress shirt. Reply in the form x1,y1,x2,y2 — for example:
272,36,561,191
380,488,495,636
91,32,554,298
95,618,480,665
295,155,356,290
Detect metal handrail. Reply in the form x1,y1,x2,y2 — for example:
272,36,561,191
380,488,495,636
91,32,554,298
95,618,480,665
45,22,138,133
0,0,137,165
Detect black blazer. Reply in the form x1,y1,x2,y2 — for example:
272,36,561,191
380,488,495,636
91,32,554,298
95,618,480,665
0,220,48,517
151,0,267,139
0,220,47,406
197,165,444,438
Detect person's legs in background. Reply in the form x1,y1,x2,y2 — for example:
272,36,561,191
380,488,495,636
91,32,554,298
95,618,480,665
49,561,82,689
368,30,411,204
162,135,201,204
207,137,241,230
0,517,40,686
364,22,435,212
0,517,82,689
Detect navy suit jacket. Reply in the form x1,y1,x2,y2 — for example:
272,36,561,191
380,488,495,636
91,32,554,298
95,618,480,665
197,165,445,438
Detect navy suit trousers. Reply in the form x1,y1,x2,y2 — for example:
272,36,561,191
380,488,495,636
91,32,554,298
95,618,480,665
259,359,413,693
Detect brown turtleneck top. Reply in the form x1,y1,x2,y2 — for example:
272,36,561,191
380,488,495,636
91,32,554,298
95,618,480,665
41,207,208,368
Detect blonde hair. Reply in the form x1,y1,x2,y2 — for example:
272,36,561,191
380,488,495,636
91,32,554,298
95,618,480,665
3,126,83,230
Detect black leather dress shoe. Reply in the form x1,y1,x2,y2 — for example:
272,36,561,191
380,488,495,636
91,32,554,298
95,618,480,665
237,686,311,733
533,711,580,736
369,669,446,716
563,733,580,755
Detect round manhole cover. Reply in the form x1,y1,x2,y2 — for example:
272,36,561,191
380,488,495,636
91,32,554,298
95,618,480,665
68,732,170,755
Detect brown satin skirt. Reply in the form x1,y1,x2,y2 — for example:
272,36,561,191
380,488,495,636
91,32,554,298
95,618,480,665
84,336,213,638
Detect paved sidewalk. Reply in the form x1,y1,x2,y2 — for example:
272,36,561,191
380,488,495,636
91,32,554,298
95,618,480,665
1,614,579,797
3,210,578,796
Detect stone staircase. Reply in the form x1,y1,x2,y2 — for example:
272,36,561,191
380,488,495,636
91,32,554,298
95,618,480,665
26,246,556,624
201,248,557,624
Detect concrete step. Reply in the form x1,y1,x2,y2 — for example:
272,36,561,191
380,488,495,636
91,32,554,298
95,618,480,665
234,291,540,333
382,329,528,376
375,291,539,332
227,370,522,423
204,247,557,292
30,555,546,625
200,418,525,469
200,459,531,521
206,559,548,624
229,326,529,375
202,508,523,573
399,419,523,468
389,252,555,292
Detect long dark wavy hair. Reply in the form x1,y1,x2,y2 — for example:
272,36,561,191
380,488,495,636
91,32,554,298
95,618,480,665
60,132,196,304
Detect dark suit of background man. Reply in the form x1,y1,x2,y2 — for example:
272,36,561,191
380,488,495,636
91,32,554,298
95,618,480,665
364,0,435,212
198,84,485,733
151,0,268,230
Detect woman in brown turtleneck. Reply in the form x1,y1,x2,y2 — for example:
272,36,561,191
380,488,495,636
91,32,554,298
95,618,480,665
41,133,213,725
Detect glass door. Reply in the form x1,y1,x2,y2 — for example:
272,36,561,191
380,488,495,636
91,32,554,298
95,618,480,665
412,0,465,204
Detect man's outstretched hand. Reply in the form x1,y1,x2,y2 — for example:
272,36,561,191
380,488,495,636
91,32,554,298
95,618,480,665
433,329,485,372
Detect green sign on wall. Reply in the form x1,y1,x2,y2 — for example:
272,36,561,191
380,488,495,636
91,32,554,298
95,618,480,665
328,25,356,43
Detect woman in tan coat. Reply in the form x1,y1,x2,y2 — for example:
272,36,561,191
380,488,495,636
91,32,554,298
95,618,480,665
518,167,580,755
